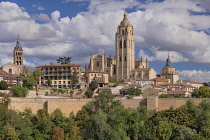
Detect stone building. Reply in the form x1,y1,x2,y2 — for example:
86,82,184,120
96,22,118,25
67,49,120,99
36,64,80,88
85,71,109,87
1,35,24,75
86,12,156,81
0,70,20,89
160,55,179,84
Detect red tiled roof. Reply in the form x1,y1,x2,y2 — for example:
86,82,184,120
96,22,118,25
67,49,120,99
0,70,20,78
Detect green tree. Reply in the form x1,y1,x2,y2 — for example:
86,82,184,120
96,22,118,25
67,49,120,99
57,57,71,64
0,95,11,109
85,90,94,98
89,80,98,91
51,128,64,140
48,77,52,87
126,87,141,95
159,94,171,98
0,81,8,90
192,86,210,98
2,125,19,140
12,86,29,97
71,68,79,87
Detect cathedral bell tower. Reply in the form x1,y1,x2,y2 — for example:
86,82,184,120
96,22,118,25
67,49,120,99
115,12,135,79
13,34,23,70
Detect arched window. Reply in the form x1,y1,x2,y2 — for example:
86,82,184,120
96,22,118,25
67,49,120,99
119,41,122,48
124,40,126,48
96,61,99,67
9,68,12,74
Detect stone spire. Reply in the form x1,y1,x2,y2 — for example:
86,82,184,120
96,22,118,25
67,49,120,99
14,34,23,51
166,53,171,66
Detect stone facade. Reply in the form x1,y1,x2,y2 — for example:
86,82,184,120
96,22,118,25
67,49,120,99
160,55,179,84
86,12,156,81
36,64,81,88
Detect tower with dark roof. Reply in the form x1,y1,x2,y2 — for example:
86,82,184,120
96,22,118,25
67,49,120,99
13,34,23,69
161,54,179,84
115,12,135,79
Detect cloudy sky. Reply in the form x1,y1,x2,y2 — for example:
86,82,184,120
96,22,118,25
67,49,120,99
0,0,210,82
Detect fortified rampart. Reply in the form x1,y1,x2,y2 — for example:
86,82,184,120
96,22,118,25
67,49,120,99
1,96,209,116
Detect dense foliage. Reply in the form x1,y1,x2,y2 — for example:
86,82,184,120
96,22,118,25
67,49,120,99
12,86,29,97
89,80,98,91
125,87,141,95
0,81,8,90
20,68,41,90
1,91,210,139
85,90,94,98
47,77,52,87
192,86,210,98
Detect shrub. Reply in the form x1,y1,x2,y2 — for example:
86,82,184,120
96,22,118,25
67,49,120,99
159,94,171,98
85,90,94,98
12,86,29,97
45,92,49,96
0,81,8,90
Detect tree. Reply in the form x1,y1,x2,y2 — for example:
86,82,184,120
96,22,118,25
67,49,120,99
192,86,210,98
71,68,79,87
20,68,41,90
70,90,74,97
51,128,64,140
126,87,141,95
48,77,52,87
12,86,29,97
57,57,71,64
89,80,98,91
85,90,94,98
0,95,11,109
0,81,8,90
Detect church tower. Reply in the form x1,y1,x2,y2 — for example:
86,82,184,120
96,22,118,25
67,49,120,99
115,12,135,79
13,34,23,70
161,54,179,84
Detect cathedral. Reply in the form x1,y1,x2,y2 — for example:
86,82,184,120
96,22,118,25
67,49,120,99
86,12,179,84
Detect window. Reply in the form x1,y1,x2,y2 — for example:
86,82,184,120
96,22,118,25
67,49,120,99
119,56,121,61
54,81,56,84
120,41,122,48
124,40,126,48
124,56,127,61
122,29,124,35
9,69,12,74
96,61,100,67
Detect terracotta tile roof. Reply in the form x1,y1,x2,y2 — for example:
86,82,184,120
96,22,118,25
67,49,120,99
0,70,20,78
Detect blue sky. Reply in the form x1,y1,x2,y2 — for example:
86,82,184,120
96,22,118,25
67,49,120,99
0,0,210,82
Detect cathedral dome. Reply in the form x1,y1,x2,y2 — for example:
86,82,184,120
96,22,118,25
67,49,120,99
120,12,131,26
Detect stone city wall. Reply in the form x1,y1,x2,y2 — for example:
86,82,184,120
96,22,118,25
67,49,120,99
1,97,210,116
157,98,205,111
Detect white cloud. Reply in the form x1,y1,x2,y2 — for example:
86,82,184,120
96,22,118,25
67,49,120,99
62,0,89,3
0,0,210,76
37,6,45,11
138,49,189,63
32,4,45,11
33,13,50,22
178,70,210,83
